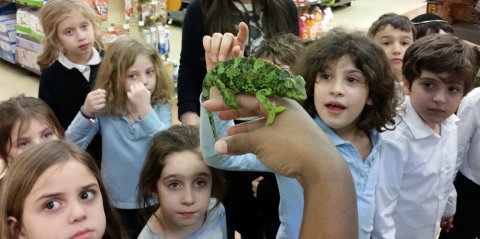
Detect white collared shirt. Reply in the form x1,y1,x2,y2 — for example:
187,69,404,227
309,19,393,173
58,48,101,81
373,96,458,239
456,87,480,185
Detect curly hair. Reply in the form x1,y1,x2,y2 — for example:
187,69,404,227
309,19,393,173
296,27,400,133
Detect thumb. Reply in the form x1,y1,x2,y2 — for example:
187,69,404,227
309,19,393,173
214,133,255,155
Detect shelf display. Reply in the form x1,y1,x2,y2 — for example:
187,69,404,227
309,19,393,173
1,0,174,75
0,2,16,64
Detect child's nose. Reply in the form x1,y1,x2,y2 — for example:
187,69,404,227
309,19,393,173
181,188,195,205
329,79,344,96
392,42,401,53
68,202,87,224
77,30,87,40
433,90,447,104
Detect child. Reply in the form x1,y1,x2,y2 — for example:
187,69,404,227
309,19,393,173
37,0,103,165
250,32,305,239
201,26,398,239
252,33,305,71
137,125,227,238
438,87,480,238
411,13,454,39
368,13,416,82
66,37,173,238
372,34,477,239
0,94,63,174
0,140,127,239
296,27,398,238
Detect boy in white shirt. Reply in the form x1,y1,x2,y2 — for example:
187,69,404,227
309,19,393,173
372,34,477,239
439,87,480,238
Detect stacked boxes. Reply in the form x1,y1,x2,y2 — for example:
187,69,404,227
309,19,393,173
0,2,16,64
16,8,43,74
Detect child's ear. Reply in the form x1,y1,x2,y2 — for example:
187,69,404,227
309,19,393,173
8,216,27,239
402,77,411,95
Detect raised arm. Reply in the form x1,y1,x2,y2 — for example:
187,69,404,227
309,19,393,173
204,94,358,238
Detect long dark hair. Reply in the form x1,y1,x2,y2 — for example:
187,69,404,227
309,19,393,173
201,0,295,38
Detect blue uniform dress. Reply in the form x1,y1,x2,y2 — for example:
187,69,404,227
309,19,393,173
66,104,172,209
314,115,381,239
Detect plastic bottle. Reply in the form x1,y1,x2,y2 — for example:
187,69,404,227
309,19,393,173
313,7,322,38
299,16,307,40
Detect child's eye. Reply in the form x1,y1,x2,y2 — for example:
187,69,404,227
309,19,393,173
42,131,54,139
448,86,463,93
64,29,73,36
80,190,95,200
146,69,155,77
16,139,30,149
401,41,411,46
315,73,332,83
194,179,208,188
44,200,60,210
346,76,359,84
127,74,138,80
422,81,435,89
168,181,181,189
381,41,391,46
321,74,332,80
81,23,89,29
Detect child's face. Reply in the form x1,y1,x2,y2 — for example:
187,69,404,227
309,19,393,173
314,55,372,134
7,118,59,163
404,70,464,131
373,25,414,77
15,160,106,239
156,150,212,233
56,11,95,63
124,54,157,95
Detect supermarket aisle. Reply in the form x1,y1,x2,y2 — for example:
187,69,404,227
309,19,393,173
0,0,426,101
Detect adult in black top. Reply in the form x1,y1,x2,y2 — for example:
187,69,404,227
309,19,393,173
177,0,299,125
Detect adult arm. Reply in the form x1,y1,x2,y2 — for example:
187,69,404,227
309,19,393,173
199,96,268,171
204,95,358,239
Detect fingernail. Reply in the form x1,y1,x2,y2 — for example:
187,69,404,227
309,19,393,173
218,54,225,62
214,140,227,154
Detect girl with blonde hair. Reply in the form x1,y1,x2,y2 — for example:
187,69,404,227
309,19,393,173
66,37,173,238
38,0,104,165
